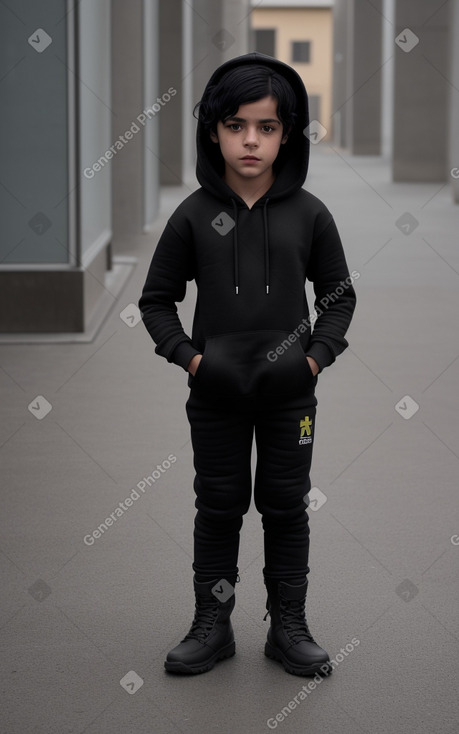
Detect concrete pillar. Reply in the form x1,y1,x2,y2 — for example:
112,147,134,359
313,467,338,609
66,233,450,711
0,0,113,334
182,0,195,182
381,0,396,161
332,0,348,148
332,0,383,154
449,0,459,203
159,0,183,185
111,0,145,247
392,0,450,181
192,0,250,112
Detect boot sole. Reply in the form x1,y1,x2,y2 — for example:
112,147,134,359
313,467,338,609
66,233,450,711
264,641,333,677
164,641,236,675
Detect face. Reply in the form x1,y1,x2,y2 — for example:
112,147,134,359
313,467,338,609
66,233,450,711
210,95,288,183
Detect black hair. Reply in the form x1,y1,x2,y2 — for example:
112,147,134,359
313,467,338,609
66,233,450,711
194,64,298,134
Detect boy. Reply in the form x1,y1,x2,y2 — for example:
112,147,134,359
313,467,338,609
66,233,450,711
139,52,356,676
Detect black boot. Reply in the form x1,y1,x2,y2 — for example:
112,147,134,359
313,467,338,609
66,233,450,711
164,576,237,674
263,577,332,677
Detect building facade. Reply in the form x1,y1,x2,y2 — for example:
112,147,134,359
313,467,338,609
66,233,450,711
251,0,333,138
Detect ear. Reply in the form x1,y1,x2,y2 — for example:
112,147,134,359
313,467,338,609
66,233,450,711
210,130,219,143
281,124,291,145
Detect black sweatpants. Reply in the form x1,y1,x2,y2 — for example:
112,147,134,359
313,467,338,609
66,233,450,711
185,388,318,582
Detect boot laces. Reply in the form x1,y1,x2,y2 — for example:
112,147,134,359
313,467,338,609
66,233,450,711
280,597,315,644
183,595,219,643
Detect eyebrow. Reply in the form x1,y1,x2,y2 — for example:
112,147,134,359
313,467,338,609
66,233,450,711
225,116,281,124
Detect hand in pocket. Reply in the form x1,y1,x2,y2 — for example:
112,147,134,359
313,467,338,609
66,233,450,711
187,354,203,376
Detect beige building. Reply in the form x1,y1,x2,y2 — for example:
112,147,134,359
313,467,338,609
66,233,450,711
251,0,334,139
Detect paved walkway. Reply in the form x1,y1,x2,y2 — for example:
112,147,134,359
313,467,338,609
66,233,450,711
1,146,458,734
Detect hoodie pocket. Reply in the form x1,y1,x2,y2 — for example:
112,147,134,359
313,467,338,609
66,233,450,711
191,330,315,397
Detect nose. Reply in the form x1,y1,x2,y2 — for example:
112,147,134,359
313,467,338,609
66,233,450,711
243,125,259,147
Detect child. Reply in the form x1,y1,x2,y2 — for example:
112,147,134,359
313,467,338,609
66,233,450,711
139,52,356,677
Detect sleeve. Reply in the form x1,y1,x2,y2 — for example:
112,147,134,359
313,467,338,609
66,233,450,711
138,219,200,371
305,214,357,372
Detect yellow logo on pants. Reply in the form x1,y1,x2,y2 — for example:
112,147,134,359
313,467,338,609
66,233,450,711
299,416,313,445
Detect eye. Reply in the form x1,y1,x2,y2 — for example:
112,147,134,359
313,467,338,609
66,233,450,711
227,123,242,131
261,125,275,133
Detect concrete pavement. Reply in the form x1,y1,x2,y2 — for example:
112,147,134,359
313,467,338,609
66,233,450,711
1,145,458,733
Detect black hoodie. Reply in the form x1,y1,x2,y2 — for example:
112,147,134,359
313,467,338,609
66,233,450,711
139,52,356,399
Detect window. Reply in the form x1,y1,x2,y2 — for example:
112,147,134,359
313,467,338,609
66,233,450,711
253,29,276,57
292,41,311,63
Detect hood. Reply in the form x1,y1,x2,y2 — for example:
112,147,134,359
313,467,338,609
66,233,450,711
195,52,310,205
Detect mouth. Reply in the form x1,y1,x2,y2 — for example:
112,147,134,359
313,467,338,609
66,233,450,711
240,155,260,161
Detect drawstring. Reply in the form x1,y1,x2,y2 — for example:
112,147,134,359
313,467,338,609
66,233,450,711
230,198,239,295
230,197,270,295
263,198,270,295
